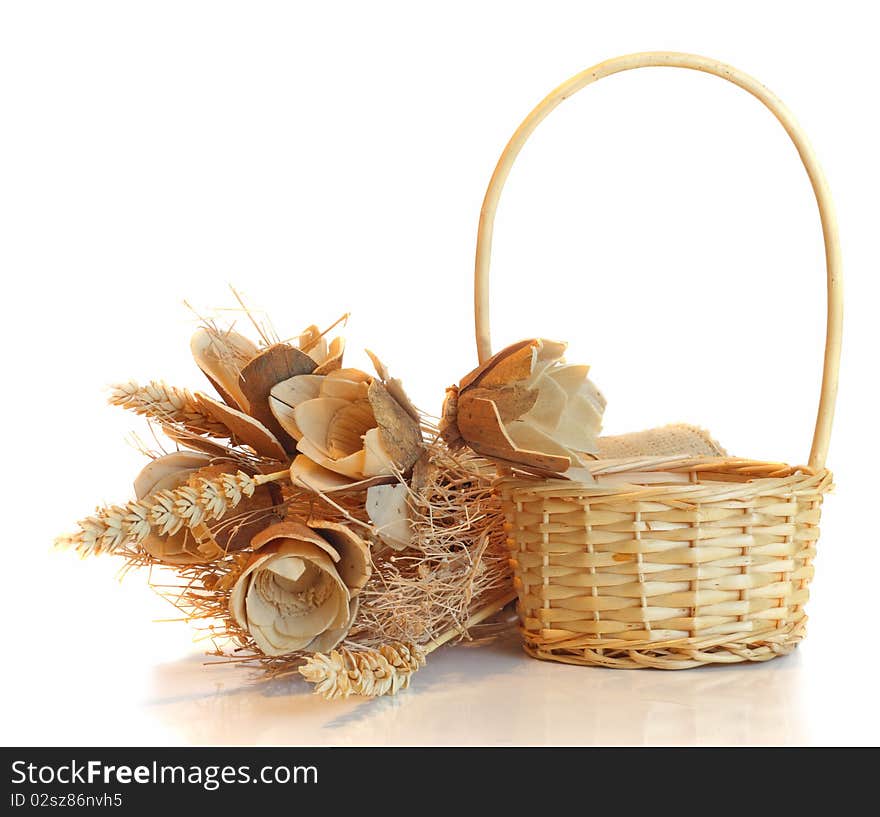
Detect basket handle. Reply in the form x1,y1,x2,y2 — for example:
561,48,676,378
474,52,842,471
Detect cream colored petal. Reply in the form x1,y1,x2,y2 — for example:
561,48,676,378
362,428,395,476
577,378,607,413
265,555,307,583
546,364,591,397
252,521,342,562
246,580,286,626
549,420,600,455
271,540,341,576
326,367,371,383
294,397,351,457
228,574,250,630
251,622,313,655
321,448,368,479
505,420,574,461
305,596,359,653
366,483,412,551
268,397,302,441
524,374,567,430
554,394,603,447
271,375,323,408
326,400,375,458
133,451,213,499
190,328,256,410
526,340,567,388
319,377,370,401
269,375,324,440
536,338,567,362
290,455,354,492
310,520,372,594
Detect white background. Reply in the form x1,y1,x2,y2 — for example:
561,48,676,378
1,1,877,745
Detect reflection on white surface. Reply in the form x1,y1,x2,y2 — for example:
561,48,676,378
5,548,874,746
147,631,809,746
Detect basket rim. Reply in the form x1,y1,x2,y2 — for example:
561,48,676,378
496,455,833,502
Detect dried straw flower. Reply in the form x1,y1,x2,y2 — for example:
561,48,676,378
190,319,346,416
441,337,605,478
229,519,371,656
269,360,422,492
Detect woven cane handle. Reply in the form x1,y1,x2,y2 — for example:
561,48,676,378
473,52,842,470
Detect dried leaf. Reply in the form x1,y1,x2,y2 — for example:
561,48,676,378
367,380,422,472
195,393,287,461
238,344,316,453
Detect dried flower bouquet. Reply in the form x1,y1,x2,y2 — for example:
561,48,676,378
57,304,528,699
58,299,726,697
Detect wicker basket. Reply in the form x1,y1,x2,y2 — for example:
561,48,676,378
475,53,842,669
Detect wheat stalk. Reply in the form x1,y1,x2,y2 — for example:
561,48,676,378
299,642,426,699
109,380,231,438
299,590,516,699
56,470,289,557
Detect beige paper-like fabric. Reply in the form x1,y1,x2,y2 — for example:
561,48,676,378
597,424,727,459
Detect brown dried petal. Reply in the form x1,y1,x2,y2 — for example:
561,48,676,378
456,393,570,473
464,384,538,423
238,344,317,453
195,394,287,461
366,380,422,472
459,339,536,391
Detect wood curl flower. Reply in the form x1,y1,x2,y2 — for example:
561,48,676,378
229,519,371,656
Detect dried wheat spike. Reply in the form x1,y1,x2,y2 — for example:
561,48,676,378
299,642,426,699
109,380,231,438
56,471,262,557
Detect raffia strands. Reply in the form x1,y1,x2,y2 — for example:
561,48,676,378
56,471,264,557
109,380,231,438
349,443,513,649
299,643,425,699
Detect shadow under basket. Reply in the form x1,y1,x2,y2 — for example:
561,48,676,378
473,53,842,669
499,458,833,669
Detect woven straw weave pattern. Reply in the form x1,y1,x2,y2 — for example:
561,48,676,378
499,457,832,669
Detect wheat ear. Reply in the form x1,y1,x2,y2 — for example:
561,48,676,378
56,470,289,557
299,642,426,699
299,590,517,699
109,380,231,438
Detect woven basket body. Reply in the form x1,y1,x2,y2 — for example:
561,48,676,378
500,458,831,668
473,53,842,669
